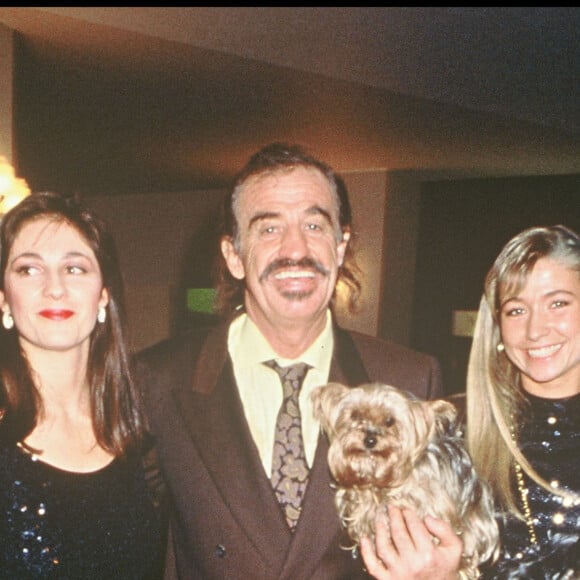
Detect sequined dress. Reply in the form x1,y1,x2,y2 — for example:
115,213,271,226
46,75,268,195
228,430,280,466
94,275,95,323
483,392,580,579
0,443,164,579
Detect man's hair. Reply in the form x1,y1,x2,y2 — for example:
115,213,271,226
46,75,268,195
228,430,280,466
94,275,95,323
214,142,361,316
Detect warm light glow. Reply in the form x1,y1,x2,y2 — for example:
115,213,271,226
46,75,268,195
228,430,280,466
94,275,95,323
0,156,31,217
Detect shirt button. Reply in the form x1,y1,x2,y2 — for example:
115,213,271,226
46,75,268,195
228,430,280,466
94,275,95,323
215,544,226,558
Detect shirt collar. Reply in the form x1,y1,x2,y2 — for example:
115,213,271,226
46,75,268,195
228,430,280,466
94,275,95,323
228,310,334,371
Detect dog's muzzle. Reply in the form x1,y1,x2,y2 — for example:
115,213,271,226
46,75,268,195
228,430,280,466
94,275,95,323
363,430,379,449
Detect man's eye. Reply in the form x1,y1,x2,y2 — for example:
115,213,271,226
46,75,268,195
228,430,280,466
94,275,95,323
551,300,569,309
260,225,277,235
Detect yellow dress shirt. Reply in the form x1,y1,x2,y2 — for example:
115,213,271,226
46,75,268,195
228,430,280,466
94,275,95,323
228,311,333,475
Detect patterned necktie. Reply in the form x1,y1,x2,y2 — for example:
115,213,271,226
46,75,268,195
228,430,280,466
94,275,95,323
264,359,312,531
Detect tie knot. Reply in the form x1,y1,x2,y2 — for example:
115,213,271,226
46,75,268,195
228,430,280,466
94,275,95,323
263,360,311,397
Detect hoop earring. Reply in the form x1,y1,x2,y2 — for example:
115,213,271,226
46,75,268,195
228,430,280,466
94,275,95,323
97,306,107,324
497,342,505,352
2,310,14,330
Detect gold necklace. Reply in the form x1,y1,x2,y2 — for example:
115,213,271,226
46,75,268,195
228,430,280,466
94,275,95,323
510,421,538,545
512,457,538,545
510,415,580,547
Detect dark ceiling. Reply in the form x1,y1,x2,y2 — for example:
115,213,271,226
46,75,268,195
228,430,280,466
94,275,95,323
0,7,578,196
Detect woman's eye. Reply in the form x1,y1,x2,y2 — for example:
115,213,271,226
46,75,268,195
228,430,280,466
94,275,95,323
551,300,569,309
66,265,86,274
504,306,524,317
16,265,39,276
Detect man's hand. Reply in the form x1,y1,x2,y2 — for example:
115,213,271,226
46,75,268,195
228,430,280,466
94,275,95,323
360,505,463,580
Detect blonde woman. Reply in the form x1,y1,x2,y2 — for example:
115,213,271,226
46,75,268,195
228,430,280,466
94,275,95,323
466,225,580,578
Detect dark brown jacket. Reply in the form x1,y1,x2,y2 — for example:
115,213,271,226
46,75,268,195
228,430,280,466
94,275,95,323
135,319,442,580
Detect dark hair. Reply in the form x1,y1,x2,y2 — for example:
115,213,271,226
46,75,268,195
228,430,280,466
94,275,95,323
214,142,361,315
0,191,144,455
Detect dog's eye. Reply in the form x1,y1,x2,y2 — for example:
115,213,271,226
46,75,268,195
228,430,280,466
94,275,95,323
384,417,395,428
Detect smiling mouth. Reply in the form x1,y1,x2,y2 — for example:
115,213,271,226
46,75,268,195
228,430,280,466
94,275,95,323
39,310,74,320
274,270,316,280
260,258,329,282
528,344,562,358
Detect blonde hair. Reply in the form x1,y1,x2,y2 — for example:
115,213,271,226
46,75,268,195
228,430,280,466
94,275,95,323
466,225,580,516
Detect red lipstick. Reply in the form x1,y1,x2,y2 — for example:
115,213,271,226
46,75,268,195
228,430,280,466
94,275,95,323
39,309,74,320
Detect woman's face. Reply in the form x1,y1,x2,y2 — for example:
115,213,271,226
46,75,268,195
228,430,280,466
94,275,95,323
499,257,580,398
0,217,108,360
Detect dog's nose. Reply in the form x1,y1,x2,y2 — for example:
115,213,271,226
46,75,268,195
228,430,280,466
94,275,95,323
363,432,378,448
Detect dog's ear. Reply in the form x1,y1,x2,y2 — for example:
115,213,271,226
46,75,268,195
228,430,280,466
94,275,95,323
310,382,350,437
426,399,458,436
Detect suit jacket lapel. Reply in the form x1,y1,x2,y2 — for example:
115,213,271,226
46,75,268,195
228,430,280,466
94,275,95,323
330,323,371,385
172,321,292,569
279,323,371,577
278,432,339,579
172,319,370,576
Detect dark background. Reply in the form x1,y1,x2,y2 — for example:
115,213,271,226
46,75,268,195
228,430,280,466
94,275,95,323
411,175,580,394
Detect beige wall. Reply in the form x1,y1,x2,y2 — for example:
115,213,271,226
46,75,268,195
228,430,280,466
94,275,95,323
0,34,423,348
86,189,226,352
0,33,416,353
379,172,423,347
334,171,387,337
86,171,419,353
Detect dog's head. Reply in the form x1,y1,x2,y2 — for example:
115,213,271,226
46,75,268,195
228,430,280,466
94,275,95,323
311,382,457,489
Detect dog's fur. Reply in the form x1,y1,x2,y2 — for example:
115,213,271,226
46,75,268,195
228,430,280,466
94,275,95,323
311,382,499,579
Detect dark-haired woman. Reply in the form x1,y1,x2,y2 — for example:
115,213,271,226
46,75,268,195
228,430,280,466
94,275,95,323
0,192,165,578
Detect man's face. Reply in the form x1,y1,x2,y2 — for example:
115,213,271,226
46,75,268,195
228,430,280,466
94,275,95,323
221,166,349,332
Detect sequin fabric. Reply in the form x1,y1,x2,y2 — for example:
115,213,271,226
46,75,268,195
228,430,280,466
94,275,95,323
482,392,580,579
0,444,164,579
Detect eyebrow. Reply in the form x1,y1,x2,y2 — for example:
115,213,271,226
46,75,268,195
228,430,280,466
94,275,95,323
501,288,576,306
306,205,333,224
248,211,280,230
248,205,334,230
10,251,94,264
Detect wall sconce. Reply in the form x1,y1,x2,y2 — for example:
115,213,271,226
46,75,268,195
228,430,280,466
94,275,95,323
0,156,31,219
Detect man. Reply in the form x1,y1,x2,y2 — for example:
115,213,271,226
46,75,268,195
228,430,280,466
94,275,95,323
136,143,462,579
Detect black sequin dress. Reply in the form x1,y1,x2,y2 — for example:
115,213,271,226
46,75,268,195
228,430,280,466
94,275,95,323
483,392,580,580
0,444,165,579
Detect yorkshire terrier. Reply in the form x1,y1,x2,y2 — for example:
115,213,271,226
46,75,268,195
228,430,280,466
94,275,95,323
311,382,499,579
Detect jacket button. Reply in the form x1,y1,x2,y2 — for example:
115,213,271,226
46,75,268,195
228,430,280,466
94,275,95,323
215,544,226,558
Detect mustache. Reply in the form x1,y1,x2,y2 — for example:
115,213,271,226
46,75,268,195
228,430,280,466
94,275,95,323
259,257,330,281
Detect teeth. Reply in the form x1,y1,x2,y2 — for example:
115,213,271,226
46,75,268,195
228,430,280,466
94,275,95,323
274,270,315,280
528,344,562,358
